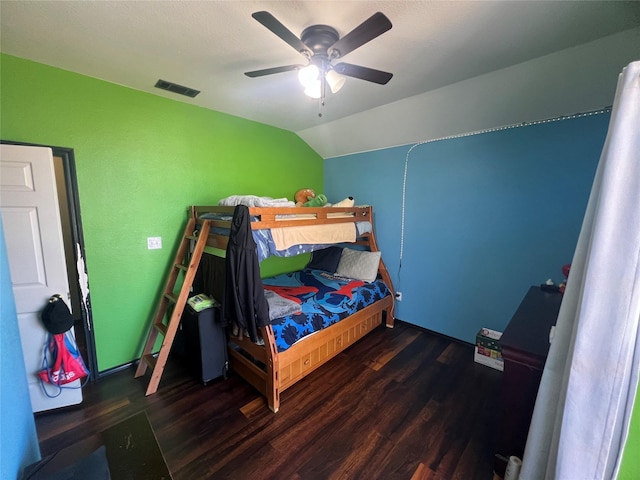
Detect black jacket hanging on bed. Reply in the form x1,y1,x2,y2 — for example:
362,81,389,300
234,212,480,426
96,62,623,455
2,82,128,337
223,205,270,343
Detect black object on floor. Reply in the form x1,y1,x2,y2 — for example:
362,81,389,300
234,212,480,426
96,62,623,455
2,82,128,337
101,411,171,480
175,304,228,385
24,411,170,480
23,445,110,480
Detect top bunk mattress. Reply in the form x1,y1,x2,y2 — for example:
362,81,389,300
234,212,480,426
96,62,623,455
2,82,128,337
199,211,372,262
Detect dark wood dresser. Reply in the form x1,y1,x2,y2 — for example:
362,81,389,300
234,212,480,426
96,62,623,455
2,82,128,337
494,286,563,476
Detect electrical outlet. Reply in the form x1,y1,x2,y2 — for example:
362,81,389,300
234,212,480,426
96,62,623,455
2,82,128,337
395,291,402,301
147,237,162,250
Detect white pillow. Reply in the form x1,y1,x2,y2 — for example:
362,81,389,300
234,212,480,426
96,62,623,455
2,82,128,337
336,248,381,283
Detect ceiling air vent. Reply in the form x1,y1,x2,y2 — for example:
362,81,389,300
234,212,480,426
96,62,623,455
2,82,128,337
154,79,200,98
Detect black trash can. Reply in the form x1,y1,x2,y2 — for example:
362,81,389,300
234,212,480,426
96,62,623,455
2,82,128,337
176,302,228,385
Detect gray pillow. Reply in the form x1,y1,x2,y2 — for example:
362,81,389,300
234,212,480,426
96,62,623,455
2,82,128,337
336,248,381,283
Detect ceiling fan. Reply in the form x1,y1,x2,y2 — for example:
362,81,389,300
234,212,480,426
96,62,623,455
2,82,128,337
245,11,393,102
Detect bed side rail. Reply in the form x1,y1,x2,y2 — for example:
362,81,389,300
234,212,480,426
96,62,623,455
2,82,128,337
192,205,372,229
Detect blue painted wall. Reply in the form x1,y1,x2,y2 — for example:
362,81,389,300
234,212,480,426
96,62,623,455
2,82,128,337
325,113,609,343
0,220,41,478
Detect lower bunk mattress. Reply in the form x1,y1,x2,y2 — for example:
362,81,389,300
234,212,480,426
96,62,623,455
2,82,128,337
263,268,391,353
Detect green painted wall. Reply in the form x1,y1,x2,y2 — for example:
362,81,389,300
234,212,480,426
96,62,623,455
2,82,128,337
0,54,322,371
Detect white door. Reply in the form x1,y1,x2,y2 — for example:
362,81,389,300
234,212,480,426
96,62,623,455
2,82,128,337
0,144,82,412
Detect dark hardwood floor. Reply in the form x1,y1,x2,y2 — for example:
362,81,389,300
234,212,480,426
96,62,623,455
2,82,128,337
34,321,502,479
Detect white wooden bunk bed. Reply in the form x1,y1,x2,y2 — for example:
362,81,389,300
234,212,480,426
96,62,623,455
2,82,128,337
192,204,395,413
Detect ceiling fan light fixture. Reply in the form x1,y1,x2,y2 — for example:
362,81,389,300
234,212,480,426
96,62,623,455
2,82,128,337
325,69,346,94
298,64,319,89
304,80,322,99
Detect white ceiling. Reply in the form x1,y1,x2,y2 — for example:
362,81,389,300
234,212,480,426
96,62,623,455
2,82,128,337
2,1,640,134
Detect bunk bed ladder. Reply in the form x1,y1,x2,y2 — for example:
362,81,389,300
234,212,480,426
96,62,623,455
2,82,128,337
134,217,211,395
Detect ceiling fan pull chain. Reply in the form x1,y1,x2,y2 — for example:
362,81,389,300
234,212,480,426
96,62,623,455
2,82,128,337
320,75,327,117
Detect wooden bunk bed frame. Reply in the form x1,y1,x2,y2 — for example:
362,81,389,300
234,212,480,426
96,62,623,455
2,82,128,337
192,205,395,412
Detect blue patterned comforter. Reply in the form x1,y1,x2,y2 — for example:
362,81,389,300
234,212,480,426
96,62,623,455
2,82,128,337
262,269,390,352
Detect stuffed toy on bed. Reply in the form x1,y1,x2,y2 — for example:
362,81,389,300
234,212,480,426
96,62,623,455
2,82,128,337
294,189,353,208
329,196,354,208
295,188,316,206
304,194,327,207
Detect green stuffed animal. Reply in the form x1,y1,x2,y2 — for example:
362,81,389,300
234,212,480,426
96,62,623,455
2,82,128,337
304,193,327,207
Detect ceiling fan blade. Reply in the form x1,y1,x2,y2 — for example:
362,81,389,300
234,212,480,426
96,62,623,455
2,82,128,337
328,12,392,59
245,65,301,78
252,11,312,56
334,63,393,85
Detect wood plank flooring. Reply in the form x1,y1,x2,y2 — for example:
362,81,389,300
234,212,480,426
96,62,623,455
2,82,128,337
34,321,502,479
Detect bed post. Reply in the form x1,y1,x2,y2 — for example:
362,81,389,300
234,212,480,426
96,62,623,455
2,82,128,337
364,210,395,328
261,325,280,413
378,257,395,328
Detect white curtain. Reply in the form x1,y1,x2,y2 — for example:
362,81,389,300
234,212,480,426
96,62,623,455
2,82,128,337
520,61,640,479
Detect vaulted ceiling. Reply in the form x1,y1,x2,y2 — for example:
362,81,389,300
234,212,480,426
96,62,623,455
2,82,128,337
2,1,640,139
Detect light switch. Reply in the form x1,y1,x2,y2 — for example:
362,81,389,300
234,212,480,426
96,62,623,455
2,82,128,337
147,237,162,250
